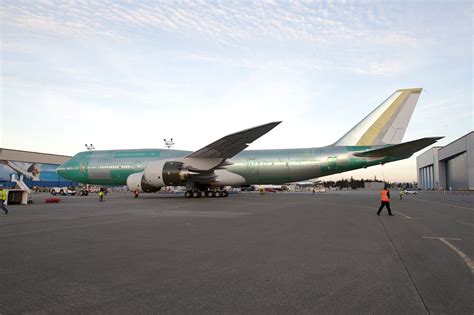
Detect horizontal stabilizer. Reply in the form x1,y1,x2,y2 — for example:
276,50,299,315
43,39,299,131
353,137,443,158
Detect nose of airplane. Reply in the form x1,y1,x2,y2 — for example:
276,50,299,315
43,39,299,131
56,163,67,178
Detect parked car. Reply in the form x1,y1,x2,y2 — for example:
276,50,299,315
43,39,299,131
50,186,77,196
241,186,256,192
404,189,418,195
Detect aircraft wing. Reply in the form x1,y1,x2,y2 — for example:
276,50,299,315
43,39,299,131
353,137,443,158
178,122,281,171
186,122,281,159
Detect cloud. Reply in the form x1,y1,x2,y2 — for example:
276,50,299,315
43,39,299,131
2,1,439,76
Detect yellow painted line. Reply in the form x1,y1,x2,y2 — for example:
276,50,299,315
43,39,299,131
422,237,474,274
414,198,474,211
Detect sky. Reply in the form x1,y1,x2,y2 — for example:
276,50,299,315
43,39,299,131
1,0,472,182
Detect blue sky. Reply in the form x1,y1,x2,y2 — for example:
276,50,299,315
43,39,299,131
1,1,472,182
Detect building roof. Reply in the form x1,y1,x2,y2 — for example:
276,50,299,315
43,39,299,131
0,148,71,164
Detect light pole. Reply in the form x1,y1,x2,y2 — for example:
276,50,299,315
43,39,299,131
163,138,174,149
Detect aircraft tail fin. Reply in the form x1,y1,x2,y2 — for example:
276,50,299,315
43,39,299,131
334,88,423,146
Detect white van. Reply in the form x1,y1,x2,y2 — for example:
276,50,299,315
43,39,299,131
50,186,77,196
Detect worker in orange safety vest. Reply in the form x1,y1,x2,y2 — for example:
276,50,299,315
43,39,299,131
377,187,393,216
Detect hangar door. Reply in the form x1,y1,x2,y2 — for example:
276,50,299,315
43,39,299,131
446,152,468,190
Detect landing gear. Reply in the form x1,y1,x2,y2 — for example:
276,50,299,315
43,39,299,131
185,190,202,198
184,184,229,199
204,189,229,198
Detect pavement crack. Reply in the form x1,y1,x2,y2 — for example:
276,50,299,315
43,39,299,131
378,218,430,314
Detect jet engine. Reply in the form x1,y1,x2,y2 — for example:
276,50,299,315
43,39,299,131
143,160,190,186
126,171,160,193
127,160,190,192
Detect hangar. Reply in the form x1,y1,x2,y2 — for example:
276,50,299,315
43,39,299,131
416,132,474,190
0,148,74,188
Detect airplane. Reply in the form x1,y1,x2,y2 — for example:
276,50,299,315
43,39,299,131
57,88,442,198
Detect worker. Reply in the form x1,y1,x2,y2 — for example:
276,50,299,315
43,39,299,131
377,186,393,216
98,187,105,202
0,186,8,215
399,189,404,200
134,189,139,198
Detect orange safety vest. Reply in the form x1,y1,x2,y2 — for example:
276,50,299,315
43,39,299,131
381,190,389,201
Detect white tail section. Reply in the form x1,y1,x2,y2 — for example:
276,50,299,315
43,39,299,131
334,88,422,146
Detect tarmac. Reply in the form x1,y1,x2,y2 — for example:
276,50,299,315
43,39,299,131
0,190,473,314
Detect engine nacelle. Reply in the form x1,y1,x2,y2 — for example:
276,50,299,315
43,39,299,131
126,172,161,193
210,169,246,187
143,160,189,187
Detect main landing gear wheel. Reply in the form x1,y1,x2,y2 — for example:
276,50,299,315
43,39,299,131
203,190,230,198
185,191,202,198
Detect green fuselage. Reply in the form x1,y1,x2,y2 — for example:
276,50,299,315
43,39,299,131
57,146,400,186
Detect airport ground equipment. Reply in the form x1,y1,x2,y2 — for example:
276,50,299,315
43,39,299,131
44,197,60,203
50,186,76,196
5,174,30,205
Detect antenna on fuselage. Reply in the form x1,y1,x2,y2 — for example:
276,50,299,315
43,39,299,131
85,144,95,151
163,138,174,149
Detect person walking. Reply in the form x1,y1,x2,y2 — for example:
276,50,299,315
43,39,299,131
377,187,393,216
0,186,9,215
399,189,404,200
98,188,105,202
